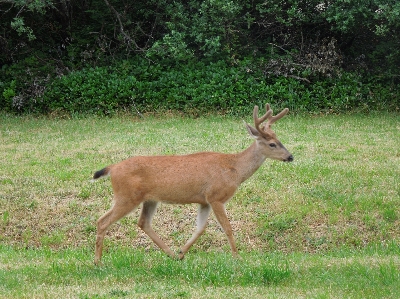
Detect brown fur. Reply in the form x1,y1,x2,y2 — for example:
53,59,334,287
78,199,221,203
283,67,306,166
92,104,293,264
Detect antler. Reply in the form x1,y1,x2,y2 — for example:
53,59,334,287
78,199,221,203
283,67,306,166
253,104,272,133
253,104,289,134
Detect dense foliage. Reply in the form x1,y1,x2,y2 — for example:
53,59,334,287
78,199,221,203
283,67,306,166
1,0,399,114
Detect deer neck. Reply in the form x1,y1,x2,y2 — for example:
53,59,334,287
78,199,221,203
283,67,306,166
235,141,267,183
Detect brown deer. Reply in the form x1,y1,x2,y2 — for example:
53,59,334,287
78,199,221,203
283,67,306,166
92,104,293,264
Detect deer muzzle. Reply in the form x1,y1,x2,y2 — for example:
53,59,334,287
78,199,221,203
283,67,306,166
284,155,294,162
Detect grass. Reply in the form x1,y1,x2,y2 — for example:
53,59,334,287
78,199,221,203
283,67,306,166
0,244,399,298
0,111,399,298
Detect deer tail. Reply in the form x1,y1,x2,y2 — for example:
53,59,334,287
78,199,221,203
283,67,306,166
91,166,111,182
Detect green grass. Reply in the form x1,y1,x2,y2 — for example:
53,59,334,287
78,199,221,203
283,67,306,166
0,111,399,297
0,244,399,298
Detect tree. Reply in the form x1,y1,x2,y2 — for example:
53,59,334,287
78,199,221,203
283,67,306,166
0,0,399,112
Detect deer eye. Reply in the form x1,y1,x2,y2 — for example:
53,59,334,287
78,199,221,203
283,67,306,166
269,143,277,148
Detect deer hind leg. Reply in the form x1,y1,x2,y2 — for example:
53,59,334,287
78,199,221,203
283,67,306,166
138,201,175,258
179,204,211,260
210,201,238,257
95,197,140,265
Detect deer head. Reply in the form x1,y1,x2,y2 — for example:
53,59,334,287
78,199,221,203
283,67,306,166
245,104,293,162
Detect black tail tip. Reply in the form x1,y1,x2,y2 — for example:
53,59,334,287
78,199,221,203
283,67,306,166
93,167,108,180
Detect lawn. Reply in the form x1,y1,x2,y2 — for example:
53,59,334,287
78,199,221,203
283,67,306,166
0,111,399,298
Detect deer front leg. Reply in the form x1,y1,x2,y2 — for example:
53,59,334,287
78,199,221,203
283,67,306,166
138,201,176,258
210,201,238,257
179,204,211,259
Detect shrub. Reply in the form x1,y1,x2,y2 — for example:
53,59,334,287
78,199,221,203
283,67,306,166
4,58,399,115
40,67,137,115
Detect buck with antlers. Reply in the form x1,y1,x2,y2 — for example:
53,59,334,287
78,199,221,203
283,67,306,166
92,104,293,264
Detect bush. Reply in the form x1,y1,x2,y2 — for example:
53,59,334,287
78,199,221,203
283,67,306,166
0,54,66,113
39,67,137,115
3,58,399,115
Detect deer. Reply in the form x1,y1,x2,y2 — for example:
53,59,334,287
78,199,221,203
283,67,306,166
92,104,293,265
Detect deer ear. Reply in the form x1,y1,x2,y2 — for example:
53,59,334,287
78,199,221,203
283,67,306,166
245,123,260,138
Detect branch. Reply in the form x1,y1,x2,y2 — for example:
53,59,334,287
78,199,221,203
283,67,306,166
268,43,291,55
286,75,311,83
102,0,142,51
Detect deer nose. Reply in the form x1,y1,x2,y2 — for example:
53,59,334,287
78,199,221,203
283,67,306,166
286,155,294,162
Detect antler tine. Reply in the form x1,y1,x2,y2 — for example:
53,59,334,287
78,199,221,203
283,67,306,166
266,107,289,127
253,105,272,133
253,105,259,123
